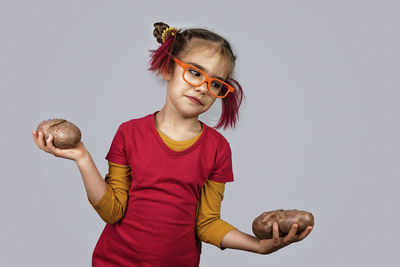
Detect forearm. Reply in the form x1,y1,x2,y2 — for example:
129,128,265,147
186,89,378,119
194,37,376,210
220,229,263,254
76,151,106,205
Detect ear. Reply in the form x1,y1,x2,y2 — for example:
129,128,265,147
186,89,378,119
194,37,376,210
161,69,172,81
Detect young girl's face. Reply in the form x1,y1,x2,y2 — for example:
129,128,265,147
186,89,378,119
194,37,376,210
162,45,230,119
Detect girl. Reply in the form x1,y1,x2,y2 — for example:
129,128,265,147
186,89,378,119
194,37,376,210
33,22,313,266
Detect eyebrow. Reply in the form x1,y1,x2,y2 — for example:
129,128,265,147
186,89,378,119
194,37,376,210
187,62,225,81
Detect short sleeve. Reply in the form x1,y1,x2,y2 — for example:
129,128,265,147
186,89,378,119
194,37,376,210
208,139,234,183
105,123,129,166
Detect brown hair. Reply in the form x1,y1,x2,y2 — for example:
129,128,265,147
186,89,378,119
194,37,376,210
148,22,244,130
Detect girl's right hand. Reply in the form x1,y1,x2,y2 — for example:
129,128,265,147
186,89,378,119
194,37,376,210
32,130,88,163
258,222,313,255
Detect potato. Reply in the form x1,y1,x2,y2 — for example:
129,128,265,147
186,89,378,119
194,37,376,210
36,118,81,149
252,209,314,239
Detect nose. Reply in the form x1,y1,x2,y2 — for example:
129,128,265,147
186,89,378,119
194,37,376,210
194,81,208,94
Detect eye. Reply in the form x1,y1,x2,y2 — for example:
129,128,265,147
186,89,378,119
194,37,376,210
188,68,201,77
211,81,222,89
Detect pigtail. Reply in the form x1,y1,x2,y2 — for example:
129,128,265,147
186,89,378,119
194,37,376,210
214,78,244,130
148,22,245,130
148,22,179,76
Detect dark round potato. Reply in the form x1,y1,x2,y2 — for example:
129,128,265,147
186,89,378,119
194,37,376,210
252,209,314,239
36,118,81,149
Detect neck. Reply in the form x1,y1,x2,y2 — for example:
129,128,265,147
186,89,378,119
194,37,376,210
155,106,202,135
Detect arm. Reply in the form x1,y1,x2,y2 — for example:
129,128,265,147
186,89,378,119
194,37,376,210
33,129,130,224
221,223,313,254
76,152,107,206
197,137,313,253
88,161,131,224
196,180,262,252
197,180,313,254
220,229,263,253
196,180,236,249
33,131,108,205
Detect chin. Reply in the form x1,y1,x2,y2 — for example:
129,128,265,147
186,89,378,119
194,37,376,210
177,107,203,118
173,98,213,118
180,110,201,118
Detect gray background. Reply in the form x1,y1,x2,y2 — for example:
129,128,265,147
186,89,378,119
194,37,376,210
1,0,399,266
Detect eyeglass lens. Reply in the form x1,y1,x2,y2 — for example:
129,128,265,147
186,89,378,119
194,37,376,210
184,67,229,97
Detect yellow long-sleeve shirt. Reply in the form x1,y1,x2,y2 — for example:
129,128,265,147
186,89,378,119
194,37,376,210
89,127,236,249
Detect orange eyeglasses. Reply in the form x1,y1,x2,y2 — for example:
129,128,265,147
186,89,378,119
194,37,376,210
173,57,234,99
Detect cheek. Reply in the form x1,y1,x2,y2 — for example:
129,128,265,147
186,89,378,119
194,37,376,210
166,79,184,96
169,75,189,91
208,96,217,105
202,97,217,110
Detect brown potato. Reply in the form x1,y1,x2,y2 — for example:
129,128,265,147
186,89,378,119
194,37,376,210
252,209,314,239
36,118,81,149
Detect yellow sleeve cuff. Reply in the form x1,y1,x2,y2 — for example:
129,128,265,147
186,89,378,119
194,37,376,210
88,183,113,210
196,180,236,249
198,219,236,249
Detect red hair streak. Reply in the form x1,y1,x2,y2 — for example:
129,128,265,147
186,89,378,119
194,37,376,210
148,36,176,76
214,78,244,130
148,36,244,130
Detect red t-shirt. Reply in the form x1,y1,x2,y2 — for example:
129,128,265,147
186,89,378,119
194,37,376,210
92,111,234,267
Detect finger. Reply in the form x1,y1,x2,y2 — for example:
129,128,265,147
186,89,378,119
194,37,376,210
43,134,55,151
32,131,40,146
46,134,53,146
283,224,298,243
289,223,299,236
296,226,313,241
46,135,65,156
36,131,53,153
46,134,57,151
37,131,47,148
272,222,280,243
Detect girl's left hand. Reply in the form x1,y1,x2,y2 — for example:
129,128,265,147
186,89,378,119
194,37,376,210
257,222,313,255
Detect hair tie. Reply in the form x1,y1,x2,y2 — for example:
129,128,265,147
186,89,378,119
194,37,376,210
161,26,177,43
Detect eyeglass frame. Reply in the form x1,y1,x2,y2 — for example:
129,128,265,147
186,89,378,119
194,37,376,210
172,57,235,99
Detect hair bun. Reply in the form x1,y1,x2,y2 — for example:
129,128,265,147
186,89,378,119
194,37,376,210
153,22,170,44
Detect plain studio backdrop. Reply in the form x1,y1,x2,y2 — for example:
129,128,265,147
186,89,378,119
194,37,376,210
1,0,399,266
